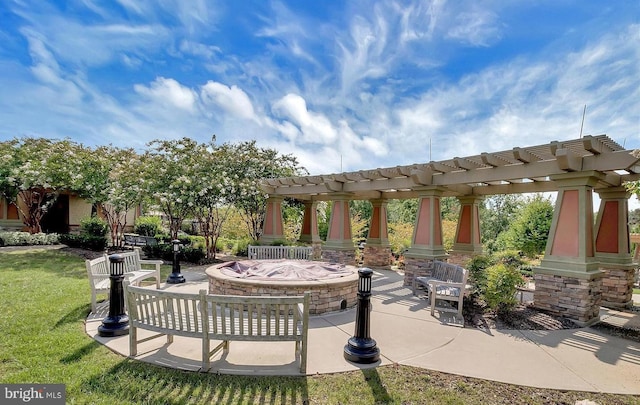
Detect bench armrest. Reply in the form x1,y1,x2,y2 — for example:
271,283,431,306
139,259,163,271
140,259,163,266
428,280,465,289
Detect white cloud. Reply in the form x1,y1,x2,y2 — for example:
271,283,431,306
272,94,337,144
134,77,197,112
201,81,258,122
446,10,502,47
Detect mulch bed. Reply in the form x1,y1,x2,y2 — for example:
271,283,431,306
463,297,578,331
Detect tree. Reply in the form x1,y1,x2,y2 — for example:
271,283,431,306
142,138,200,239
496,194,554,258
480,194,522,253
72,145,147,247
190,139,242,259
0,138,80,233
233,141,305,241
387,198,418,224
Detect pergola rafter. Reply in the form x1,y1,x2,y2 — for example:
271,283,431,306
261,135,640,201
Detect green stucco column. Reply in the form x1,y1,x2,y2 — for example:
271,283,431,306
594,187,635,309
259,196,285,245
449,196,484,266
534,171,604,326
403,187,448,286
363,199,392,268
322,194,356,264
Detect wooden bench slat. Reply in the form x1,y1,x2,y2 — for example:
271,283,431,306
126,285,310,373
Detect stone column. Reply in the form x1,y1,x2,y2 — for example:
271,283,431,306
534,172,604,326
449,196,484,266
363,199,392,269
258,196,285,245
323,194,356,265
298,200,322,260
594,187,635,309
403,187,448,286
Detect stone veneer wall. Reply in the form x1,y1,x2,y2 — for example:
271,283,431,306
447,252,474,267
600,266,635,309
322,249,356,266
311,242,323,260
209,276,358,315
363,246,392,268
403,257,436,287
533,273,602,325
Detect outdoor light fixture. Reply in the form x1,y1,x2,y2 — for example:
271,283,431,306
343,267,380,363
98,254,129,337
166,239,186,284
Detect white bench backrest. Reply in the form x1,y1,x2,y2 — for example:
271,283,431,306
86,256,109,280
104,250,142,273
204,294,307,339
248,246,312,260
432,261,466,283
126,284,207,336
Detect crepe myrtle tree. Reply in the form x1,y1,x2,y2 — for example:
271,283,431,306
72,145,146,247
190,139,243,259
0,137,80,233
232,141,306,241
142,138,201,239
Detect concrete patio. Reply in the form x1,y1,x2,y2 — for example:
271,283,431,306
85,268,640,395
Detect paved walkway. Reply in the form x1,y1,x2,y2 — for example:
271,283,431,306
85,268,640,395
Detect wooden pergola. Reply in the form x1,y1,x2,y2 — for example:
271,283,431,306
259,135,639,325
262,135,637,200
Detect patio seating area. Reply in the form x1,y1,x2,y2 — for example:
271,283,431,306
85,266,640,395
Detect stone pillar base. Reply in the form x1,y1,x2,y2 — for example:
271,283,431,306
403,257,437,287
447,251,477,267
363,246,392,269
533,273,602,326
600,266,635,309
322,248,356,265
311,242,323,261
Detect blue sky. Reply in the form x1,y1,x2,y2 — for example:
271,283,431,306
0,1,638,177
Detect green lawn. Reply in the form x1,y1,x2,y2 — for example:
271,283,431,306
0,248,638,404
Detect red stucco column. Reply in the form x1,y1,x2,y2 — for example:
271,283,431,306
258,196,285,245
403,187,448,286
363,199,392,268
449,196,483,265
594,187,635,309
298,200,320,243
298,200,322,259
534,171,604,326
322,194,356,264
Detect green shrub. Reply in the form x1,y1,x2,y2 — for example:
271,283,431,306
0,232,60,246
59,234,107,251
142,243,205,264
80,217,108,237
232,239,251,257
466,255,495,296
215,237,235,253
182,246,205,264
135,216,163,237
483,263,525,314
493,250,525,269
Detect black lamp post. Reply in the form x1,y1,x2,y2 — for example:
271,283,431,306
98,254,130,337
166,239,185,284
343,267,380,363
